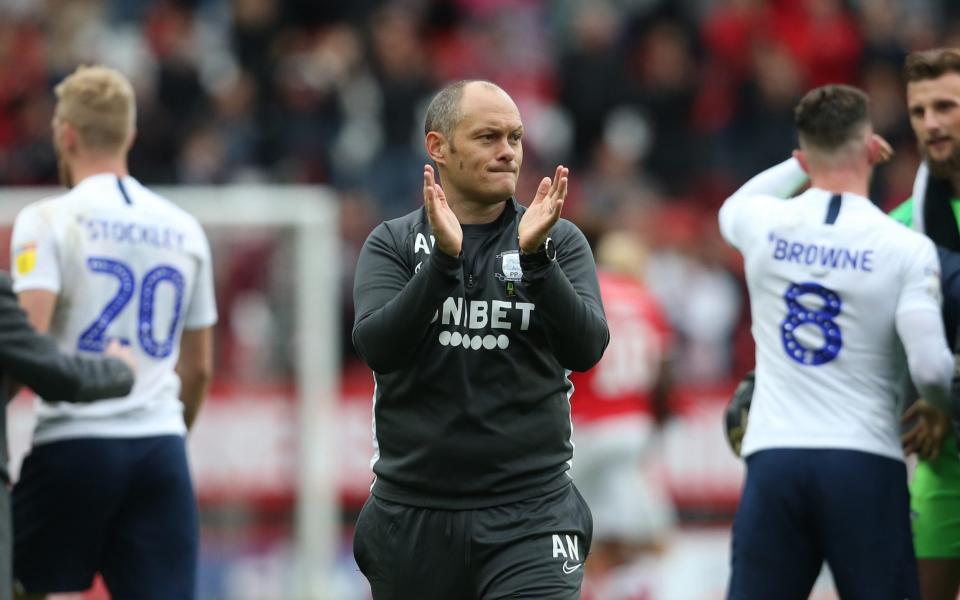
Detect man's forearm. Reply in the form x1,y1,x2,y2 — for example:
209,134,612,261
524,264,608,371
0,286,133,402
521,231,609,372
353,249,462,373
899,309,953,412
179,372,209,430
72,357,135,403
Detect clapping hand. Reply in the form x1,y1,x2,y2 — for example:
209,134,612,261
423,165,462,258
518,165,568,253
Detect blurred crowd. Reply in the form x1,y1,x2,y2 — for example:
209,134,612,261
3,0,960,384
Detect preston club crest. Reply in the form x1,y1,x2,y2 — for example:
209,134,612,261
496,250,523,282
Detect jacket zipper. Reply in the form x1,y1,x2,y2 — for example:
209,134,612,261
465,234,498,288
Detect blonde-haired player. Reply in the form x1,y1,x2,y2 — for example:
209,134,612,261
10,65,217,600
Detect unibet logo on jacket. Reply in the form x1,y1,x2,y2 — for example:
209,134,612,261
431,296,534,350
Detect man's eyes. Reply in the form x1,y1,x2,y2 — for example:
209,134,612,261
475,132,522,142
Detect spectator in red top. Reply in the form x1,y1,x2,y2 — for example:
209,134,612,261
569,230,676,600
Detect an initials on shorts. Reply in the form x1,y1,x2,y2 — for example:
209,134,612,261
551,534,579,561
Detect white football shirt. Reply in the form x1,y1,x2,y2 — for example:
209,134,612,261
11,173,218,444
720,170,943,461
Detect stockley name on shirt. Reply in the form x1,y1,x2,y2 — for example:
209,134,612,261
82,217,185,252
768,233,874,273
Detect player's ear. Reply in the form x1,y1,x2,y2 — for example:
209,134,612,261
124,128,137,153
425,131,447,165
792,149,810,174
61,121,81,155
865,134,882,166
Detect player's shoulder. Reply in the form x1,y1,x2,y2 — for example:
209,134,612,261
550,217,589,246
725,192,786,225
23,183,79,210
49,174,120,211
870,210,930,247
869,216,938,271
374,206,428,246
13,187,78,232
126,179,208,237
841,195,919,239
126,180,191,219
383,205,427,231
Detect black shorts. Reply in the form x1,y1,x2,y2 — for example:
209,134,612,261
353,482,593,600
13,436,198,599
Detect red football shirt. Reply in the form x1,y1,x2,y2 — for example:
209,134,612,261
569,271,673,423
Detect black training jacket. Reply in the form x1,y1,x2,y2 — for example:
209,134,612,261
353,198,609,509
0,271,135,484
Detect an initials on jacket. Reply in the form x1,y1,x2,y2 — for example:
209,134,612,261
431,297,534,330
552,534,580,561
415,232,436,255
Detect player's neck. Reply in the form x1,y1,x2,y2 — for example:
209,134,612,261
69,156,129,186
808,170,869,199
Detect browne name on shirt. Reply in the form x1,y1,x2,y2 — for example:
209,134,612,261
768,233,874,273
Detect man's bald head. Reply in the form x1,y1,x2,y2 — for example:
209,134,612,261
424,80,512,143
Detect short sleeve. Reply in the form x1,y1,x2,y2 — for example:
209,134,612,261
183,228,218,330
10,204,61,293
896,236,944,317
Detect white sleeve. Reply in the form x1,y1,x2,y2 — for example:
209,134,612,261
896,310,952,411
895,238,952,410
718,158,809,248
183,230,218,330
10,204,61,293
896,237,944,315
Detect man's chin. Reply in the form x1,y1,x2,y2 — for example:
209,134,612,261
476,184,516,203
